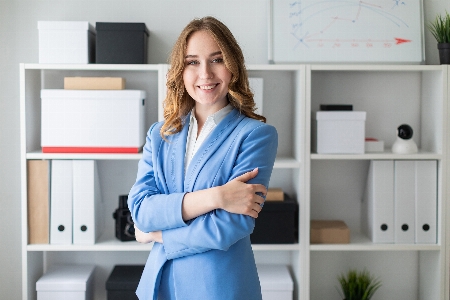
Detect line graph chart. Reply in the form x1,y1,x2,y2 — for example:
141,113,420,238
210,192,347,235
271,0,424,63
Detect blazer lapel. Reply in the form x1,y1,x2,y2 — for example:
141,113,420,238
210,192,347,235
184,108,244,192
165,113,190,193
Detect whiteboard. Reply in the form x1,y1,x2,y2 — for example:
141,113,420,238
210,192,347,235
270,0,425,63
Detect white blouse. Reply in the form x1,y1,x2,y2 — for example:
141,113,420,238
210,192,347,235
185,104,233,172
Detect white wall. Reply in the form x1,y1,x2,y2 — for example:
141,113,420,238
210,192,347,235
0,0,448,299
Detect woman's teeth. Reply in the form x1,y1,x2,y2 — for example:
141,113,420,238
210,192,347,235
199,84,217,90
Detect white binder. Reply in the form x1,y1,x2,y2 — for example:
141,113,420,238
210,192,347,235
73,160,103,244
394,161,416,244
50,160,73,244
363,160,395,243
415,160,437,244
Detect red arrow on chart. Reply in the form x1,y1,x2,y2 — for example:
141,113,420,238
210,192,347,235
395,38,412,45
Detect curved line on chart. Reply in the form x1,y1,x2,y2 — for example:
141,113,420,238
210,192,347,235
290,1,409,37
291,31,311,49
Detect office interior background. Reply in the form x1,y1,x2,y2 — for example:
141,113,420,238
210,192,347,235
1,0,450,299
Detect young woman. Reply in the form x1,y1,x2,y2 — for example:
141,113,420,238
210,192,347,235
128,16,278,300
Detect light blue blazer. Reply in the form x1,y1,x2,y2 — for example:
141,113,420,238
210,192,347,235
128,108,278,300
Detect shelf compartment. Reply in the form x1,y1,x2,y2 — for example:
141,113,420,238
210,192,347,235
310,250,442,300
309,67,445,156
247,67,305,165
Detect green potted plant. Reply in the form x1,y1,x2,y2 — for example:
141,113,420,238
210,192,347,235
336,269,382,300
428,11,450,64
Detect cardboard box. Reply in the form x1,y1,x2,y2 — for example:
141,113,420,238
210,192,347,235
96,22,149,64
313,111,366,154
257,264,293,300
36,264,95,300
251,197,298,244
106,265,144,300
310,220,350,244
41,89,146,153
64,77,125,90
38,21,95,64
266,188,284,201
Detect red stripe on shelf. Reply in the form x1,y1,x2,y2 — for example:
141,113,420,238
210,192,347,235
42,147,141,153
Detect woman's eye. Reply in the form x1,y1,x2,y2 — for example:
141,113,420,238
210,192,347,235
211,58,224,63
186,60,198,65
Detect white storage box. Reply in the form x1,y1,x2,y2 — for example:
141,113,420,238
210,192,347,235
257,264,293,300
313,111,366,154
41,89,146,153
36,264,95,300
38,21,95,63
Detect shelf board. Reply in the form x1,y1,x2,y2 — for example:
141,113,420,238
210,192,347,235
310,150,442,160
247,64,304,71
26,232,300,252
26,150,142,160
27,233,154,251
273,157,301,168
252,244,300,251
22,63,160,71
26,151,300,168
309,64,444,71
310,233,441,251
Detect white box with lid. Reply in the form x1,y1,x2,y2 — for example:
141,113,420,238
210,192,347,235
41,89,146,153
36,264,95,300
257,264,293,300
313,111,366,154
38,21,95,63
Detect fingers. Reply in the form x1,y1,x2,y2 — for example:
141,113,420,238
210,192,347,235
234,167,259,183
245,194,265,218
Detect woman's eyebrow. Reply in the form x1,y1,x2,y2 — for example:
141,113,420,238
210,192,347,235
185,51,222,59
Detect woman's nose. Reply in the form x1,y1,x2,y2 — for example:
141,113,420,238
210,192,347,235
199,63,213,79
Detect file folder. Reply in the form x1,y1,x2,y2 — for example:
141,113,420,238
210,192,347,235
415,160,437,244
363,160,395,243
27,160,51,244
73,160,103,244
50,160,73,244
394,160,415,244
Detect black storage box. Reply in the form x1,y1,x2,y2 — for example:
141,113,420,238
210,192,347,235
96,22,149,64
250,196,298,244
106,265,144,300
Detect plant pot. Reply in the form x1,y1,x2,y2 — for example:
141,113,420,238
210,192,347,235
438,43,450,64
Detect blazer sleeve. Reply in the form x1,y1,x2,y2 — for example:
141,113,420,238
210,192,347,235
128,123,188,233
161,124,278,260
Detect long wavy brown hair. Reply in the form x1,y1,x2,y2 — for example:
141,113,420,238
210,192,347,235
160,16,266,139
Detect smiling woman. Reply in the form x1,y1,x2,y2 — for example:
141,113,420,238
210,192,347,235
127,16,278,300
182,30,232,126
161,16,266,138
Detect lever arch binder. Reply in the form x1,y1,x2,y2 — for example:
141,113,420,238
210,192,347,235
394,160,416,244
415,160,437,244
363,160,395,243
50,160,73,244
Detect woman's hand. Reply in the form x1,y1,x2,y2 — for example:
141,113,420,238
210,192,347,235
181,168,267,220
216,168,267,218
134,225,163,244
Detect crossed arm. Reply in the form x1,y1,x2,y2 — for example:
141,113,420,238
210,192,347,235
134,167,266,244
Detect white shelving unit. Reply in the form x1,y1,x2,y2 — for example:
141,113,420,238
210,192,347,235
306,65,448,300
20,63,449,300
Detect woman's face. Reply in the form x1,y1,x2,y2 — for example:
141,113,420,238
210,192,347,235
183,30,232,111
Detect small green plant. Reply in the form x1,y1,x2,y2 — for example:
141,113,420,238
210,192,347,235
336,269,382,300
428,11,450,43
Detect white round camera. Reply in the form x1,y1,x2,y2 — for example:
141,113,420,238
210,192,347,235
391,124,418,154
